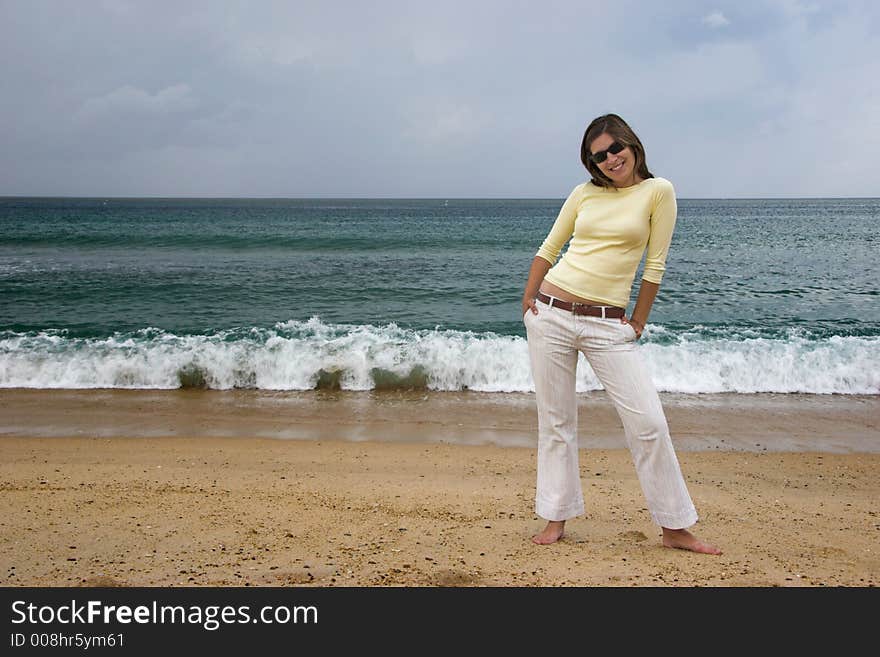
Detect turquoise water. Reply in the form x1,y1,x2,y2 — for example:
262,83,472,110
1,196,877,393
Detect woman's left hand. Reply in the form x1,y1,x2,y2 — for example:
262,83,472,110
622,317,644,339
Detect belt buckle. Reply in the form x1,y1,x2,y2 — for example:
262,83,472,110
570,302,604,318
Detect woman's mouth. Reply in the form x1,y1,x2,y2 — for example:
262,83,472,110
609,161,624,173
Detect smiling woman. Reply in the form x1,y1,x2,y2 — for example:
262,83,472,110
521,113,721,555
580,114,652,190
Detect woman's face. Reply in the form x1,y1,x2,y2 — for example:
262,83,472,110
589,132,640,188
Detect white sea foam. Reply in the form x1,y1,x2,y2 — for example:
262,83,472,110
0,319,877,394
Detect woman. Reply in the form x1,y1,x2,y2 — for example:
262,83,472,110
522,113,720,554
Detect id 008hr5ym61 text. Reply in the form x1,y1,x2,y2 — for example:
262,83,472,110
11,632,124,649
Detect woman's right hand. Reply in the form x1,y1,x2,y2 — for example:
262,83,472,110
522,296,538,318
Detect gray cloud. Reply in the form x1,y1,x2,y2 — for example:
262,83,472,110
1,0,878,198
76,84,199,119
703,12,731,28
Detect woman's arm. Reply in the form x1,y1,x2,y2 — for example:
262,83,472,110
524,186,581,317
522,256,552,316
630,180,677,338
626,280,659,337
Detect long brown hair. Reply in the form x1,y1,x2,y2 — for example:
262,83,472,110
580,114,653,188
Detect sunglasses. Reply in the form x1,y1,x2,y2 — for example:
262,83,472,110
590,141,625,164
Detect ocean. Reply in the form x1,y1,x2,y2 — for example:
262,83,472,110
1,196,877,395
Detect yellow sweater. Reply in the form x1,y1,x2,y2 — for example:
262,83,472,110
536,177,677,308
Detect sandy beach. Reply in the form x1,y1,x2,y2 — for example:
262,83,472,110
1,389,878,587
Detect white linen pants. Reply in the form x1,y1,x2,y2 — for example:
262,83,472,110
524,298,698,528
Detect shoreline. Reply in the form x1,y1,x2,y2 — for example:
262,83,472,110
1,388,877,453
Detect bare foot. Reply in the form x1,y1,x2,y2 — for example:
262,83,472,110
661,528,722,555
532,520,565,545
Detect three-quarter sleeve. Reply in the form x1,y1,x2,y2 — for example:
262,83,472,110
641,179,677,284
535,184,582,265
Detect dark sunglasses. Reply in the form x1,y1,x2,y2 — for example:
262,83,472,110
590,141,625,164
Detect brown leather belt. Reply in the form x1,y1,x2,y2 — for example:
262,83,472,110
536,291,625,318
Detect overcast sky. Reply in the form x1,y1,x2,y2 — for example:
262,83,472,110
2,0,878,198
